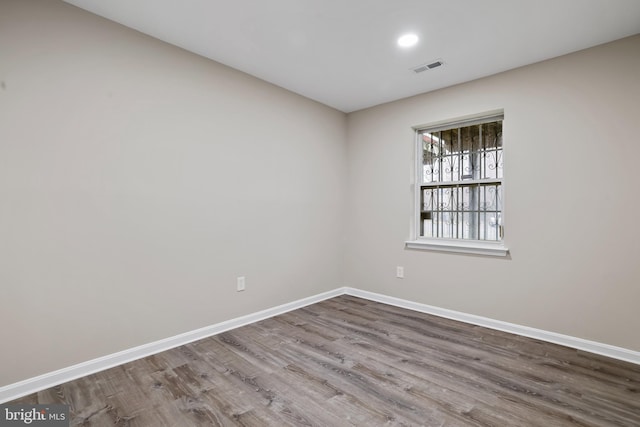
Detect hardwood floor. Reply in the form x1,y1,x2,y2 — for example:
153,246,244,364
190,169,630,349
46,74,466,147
10,295,640,426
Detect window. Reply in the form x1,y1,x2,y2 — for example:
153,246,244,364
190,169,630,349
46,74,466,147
406,111,508,256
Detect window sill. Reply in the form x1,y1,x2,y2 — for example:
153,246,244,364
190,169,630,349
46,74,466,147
405,239,509,257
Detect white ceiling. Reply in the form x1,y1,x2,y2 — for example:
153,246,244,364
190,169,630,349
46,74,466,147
63,0,640,113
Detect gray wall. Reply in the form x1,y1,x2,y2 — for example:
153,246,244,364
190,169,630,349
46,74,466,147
0,0,347,386
345,34,640,352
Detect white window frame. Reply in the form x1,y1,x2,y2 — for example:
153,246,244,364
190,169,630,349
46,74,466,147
405,110,508,257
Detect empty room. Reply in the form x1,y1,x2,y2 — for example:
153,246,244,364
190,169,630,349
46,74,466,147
1,0,639,425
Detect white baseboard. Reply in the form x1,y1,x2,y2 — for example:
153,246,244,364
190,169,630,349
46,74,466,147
2,286,638,404
344,287,640,366
0,287,346,404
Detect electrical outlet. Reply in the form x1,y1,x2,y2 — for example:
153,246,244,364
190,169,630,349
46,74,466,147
396,266,404,279
237,276,246,291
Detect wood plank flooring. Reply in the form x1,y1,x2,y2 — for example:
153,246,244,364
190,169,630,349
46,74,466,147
10,295,640,426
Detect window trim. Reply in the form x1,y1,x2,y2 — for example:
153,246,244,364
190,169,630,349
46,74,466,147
406,110,509,257
405,238,508,257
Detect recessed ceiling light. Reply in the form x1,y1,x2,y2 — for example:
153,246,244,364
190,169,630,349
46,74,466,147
397,33,419,48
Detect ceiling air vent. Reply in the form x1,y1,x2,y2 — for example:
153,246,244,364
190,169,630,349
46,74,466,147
412,60,444,74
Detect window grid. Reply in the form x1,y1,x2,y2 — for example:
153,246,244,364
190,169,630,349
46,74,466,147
418,119,503,242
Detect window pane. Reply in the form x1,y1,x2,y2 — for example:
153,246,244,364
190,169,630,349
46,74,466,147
440,128,455,182
419,182,502,241
460,126,479,180
481,121,503,179
422,132,443,183
462,211,473,240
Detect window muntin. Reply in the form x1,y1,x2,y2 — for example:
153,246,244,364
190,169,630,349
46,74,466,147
418,117,503,242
